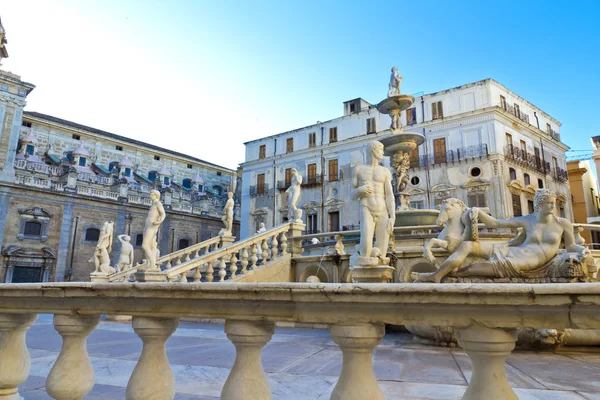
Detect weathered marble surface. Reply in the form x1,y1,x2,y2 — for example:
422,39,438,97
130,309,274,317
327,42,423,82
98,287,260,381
18,315,600,399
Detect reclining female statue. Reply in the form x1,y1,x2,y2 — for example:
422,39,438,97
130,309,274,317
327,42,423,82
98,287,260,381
418,189,592,283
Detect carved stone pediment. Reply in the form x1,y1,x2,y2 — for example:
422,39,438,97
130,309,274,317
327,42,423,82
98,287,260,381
506,180,524,197
18,207,52,220
523,185,537,201
405,187,427,196
3,245,56,259
431,184,456,199
302,201,320,215
324,198,344,211
461,178,490,193
251,207,269,216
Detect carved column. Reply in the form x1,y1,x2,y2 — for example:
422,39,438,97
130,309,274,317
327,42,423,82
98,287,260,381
126,317,179,400
46,315,100,400
329,323,385,400
221,320,274,400
455,326,518,400
0,313,37,400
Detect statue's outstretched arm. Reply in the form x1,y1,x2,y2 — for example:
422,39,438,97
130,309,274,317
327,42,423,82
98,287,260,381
476,209,526,229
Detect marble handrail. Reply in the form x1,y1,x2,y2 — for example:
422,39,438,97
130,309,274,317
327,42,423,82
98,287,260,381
160,222,298,282
1,282,600,400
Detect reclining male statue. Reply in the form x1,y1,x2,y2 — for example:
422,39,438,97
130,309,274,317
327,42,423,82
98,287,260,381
418,189,594,283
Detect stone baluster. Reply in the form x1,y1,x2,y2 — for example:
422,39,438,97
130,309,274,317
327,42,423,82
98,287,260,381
271,234,278,258
179,273,187,283
127,317,179,400
218,256,227,282
240,247,249,275
46,315,100,400
183,251,191,262
261,239,269,263
455,326,518,400
0,313,37,400
229,252,238,278
165,259,172,269
206,261,214,282
174,256,181,266
221,320,274,400
329,323,385,400
193,266,202,282
280,232,288,256
250,244,258,270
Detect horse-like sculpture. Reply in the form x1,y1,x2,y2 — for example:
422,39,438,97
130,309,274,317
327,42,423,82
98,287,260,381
423,198,476,265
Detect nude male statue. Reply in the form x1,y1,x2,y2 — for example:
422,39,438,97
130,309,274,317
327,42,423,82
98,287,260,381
220,192,234,235
141,190,165,271
89,221,116,275
352,141,396,263
419,189,591,282
116,234,134,272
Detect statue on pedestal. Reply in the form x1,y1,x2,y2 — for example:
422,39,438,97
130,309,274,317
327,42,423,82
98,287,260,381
418,190,594,283
116,235,134,272
351,141,395,267
220,192,234,236
388,67,402,97
140,190,165,271
286,168,303,223
90,221,116,275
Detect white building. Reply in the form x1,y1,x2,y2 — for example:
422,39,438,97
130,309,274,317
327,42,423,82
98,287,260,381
240,78,570,239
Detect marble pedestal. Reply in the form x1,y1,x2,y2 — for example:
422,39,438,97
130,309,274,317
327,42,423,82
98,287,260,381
134,271,167,282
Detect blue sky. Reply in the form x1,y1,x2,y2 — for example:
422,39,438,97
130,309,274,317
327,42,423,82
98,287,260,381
2,0,599,169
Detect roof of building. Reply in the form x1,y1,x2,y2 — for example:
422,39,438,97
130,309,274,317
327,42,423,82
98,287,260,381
23,111,234,173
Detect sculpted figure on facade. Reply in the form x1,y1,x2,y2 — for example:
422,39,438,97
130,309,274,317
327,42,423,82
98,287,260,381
220,192,234,236
256,222,266,234
90,221,116,275
388,66,402,97
285,168,303,222
419,189,593,283
140,190,165,271
116,234,134,272
351,141,395,265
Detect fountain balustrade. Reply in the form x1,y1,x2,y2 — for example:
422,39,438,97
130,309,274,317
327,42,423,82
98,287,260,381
1,282,600,400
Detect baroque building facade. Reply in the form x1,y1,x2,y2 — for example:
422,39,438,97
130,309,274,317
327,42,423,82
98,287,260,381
240,78,570,239
0,32,239,283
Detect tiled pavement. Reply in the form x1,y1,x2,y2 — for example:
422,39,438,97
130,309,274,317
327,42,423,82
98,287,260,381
20,315,600,399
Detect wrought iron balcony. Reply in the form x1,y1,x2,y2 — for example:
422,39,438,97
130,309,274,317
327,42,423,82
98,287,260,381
504,145,550,175
249,184,269,197
302,174,323,187
552,167,569,183
277,181,291,191
409,144,488,169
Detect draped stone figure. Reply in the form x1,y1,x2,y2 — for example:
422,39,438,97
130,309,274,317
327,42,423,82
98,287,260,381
140,190,165,271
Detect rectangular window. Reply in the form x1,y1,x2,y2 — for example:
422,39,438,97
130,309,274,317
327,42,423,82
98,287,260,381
308,133,316,148
552,156,558,174
328,211,340,232
22,121,32,128
505,133,513,147
307,214,318,234
217,171,222,176
433,138,447,164
257,173,265,194
329,127,338,143
534,146,541,169
500,95,507,110
328,159,338,181
406,107,417,125
154,155,160,161
431,101,443,120
512,194,522,217
25,144,35,156
520,140,526,154
72,134,81,140
410,147,420,168
546,123,552,134
468,193,486,207
307,163,317,182
559,207,565,218
259,145,266,159
285,168,292,186
366,118,376,134
528,200,534,214
187,163,193,169
514,103,521,119
116,145,123,151
286,138,294,153
78,157,86,167
409,201,424,209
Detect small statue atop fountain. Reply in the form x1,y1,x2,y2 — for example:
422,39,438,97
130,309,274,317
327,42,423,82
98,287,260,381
139,190,165,272
286,168,303,223
89,221,116,275
116,234,134,272
388,67,403,97
220,192,235,236
351,141,395,267
418,190,594,283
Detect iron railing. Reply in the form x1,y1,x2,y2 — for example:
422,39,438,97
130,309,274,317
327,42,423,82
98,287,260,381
504,145,550,175
302,174,323,186
410,144,488,169
249,184,269,197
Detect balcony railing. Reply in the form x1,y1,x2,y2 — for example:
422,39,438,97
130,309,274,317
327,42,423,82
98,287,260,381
1,282,600,400
77,172,112,186
410,144,488,169
249,184,269,197
277,181,291,191
548,128,561,142
504,104,530,124
14,159,65,176
302,174,323,186
504,145,550,175
552,167,569,182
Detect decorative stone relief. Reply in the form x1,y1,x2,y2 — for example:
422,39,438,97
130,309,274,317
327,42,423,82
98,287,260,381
17,207,52,242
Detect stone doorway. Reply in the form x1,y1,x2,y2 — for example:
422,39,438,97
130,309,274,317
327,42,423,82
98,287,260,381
2,245,56,283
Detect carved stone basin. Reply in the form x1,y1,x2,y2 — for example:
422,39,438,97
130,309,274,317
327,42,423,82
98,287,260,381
380,131,425,154
394,209,440,227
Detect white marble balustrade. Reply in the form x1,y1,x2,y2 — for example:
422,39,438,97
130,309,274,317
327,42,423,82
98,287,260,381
0,282,599,400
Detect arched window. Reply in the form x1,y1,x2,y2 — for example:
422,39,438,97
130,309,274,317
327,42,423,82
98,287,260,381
182,179,192,190
524,173,530,186
109,161,119,172
509,168,516,180
178,238,190,250
135,234,143,246
148,171,157,182
23,221,42,237
85,228,100,242
213,185,222,196
538,178,544,189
